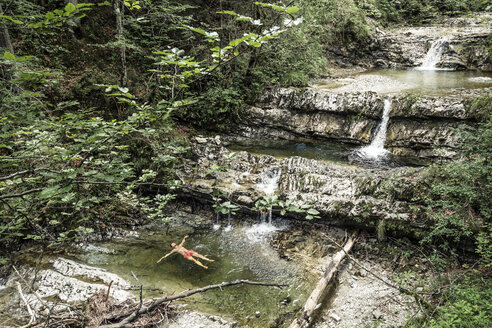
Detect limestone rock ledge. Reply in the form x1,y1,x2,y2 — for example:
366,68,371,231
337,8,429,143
180,138,430,237
230,87,490,161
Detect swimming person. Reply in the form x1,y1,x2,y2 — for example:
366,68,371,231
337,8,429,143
156,235,214,269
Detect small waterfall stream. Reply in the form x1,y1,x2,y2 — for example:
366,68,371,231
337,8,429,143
247,168,283,237
256,167,282,197
417,38,449,70
356,98,392,161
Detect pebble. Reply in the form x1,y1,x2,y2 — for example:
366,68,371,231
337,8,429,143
373,309,384,320
330,313,341,322
195,137,208,144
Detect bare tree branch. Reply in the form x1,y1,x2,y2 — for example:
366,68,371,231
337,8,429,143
0,188,43,200
99,279,288,328
0,168,61,182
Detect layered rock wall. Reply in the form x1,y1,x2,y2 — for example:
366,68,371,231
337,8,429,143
231,88,488,161
344,13,492,70
181,138,428,237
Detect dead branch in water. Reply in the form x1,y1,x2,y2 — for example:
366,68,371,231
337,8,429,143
16,282,36,328
289,233,357,328
98,279,288,328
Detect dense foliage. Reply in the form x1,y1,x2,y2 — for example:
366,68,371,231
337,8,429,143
421,115,492,266
407,274,492,328
362,0,491,24
0,0,319,257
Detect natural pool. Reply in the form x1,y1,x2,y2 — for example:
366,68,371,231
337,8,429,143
314,69,492,95
228,140,425,168
69,222,317,327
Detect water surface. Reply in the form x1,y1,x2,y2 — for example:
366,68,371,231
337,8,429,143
72,223,315,327
228,140,425,168
315,69,492,95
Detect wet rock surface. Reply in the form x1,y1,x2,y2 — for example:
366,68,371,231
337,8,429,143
342,13,492,71
229,87,490,161
181,138,428,234
165,309,236,328
1,256,133,322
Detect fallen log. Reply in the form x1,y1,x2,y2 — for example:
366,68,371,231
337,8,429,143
289,233,357,328
99,279,288,328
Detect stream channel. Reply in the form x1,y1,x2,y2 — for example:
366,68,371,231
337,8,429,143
314,69,492,95
2,16,492,328
74,223,316,327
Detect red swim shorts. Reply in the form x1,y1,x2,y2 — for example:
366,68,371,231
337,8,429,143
183,250,195,259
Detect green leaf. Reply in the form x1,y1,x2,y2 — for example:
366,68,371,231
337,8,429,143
45,11,55,20
187,26,207,35
4,51,15,61
65,2,76,14
217,10,238,16
307,208,320,215
40,186,60,199
229,38,244,47
286,6,299,14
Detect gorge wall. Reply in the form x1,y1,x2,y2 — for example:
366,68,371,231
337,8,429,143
229,87,488,162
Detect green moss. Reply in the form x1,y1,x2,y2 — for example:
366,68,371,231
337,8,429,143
465,96,492,121
400,93,421,115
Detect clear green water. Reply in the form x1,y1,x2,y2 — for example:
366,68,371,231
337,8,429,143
72,223,316,327
229,140,352,165
316,69,492,95
367,69,492,94
228,140,425,167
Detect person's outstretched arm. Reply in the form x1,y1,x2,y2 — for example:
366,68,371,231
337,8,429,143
178,235,189,247
156,249,176,263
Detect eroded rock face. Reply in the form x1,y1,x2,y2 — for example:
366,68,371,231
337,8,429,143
2,257,133,319
359,13,492,70
231,88,487,161
181,138,428,236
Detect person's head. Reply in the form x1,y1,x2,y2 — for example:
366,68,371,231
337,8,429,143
171,242,177,248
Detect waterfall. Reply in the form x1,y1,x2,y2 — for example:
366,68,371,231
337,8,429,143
357,99,392,160
255,168,281,228
417,38,449,70
260,211,268,223
257,167,281,196
213,212,221,231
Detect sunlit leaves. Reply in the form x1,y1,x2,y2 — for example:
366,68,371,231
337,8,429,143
217,10,262,25
254,2,299,15
252,196,320,220
3,51,16,61
64,2,76,14
186,25,220,42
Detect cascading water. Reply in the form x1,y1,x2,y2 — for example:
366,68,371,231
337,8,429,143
213,212,221,231
224,211,233,232
417,38,449,70
356,99,392,161
249,167,282,236
256,167,282,197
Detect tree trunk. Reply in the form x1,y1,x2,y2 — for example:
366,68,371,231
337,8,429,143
114,0,127,87
289,234,357,328
0,4,14,54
